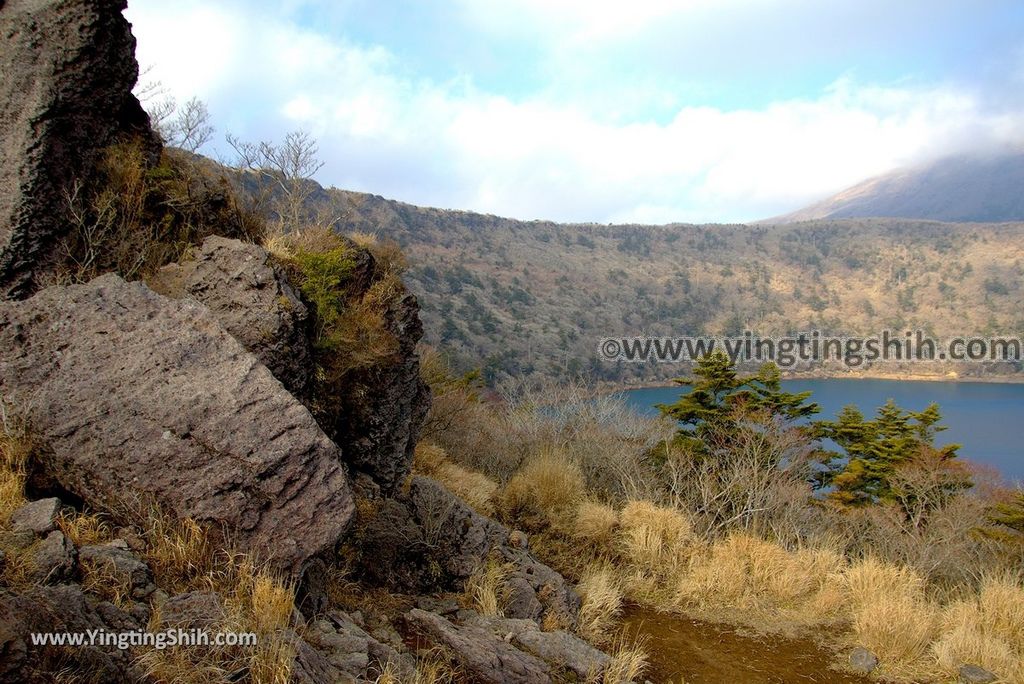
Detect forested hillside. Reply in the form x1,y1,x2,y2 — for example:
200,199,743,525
304,186,1024,384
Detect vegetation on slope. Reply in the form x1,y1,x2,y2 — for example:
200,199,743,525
418,352,1024,682
285,185,1024,385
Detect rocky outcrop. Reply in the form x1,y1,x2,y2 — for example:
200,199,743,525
152,236,430,493
149,235,313,398
0,274,354,573
0,584,144,684
466,613,612,680
358,476,580,626
406,608,553,684
0,0,158,299
329,284,430,493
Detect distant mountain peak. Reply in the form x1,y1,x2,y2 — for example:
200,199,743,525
764,150,1024,224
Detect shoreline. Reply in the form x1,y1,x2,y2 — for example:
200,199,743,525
606,370,1024,392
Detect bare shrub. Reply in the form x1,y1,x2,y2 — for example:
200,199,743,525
663,406,817,541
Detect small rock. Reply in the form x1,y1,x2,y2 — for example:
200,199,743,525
959,664,998,684
849,646,878,674
30,530,75,584
415,596,461,615
514,629,611,680
112,528,147,552
508,530,529,549
1,528,36,551
503,576,543,620
160,591,226,629
79,543,156,599
9,498,63,535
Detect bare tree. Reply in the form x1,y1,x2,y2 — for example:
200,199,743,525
226,130,326,231
134,65,176,141
134,67,215,153
664,406,816,540
169,97,215,153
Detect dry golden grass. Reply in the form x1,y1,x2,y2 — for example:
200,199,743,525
618,501,693,570
930,576,1024,682
349,231,408,281
602,632,649,684
577,564,624,644
56,510,113,547
140,512,216,594
413,442,449,476
852,594,938,674
435,463,498,517
374,649,459,684
464,556,512,617
79,552,137,608
0,418,30,528
676,534,847,627
139,554,296,684
842,555,928,609
615,501,694,603
413,442,498,516
574,502,619,549
0,419,34,590
500,451,586,530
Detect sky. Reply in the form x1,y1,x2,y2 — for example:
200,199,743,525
126,0,1024,224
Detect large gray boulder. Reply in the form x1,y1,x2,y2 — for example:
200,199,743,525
358,476,580,627
153,236,431,494
0,0,158,299
0,274,354,573
149,235,313,398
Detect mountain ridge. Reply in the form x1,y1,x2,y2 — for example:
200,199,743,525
765,150,1024,224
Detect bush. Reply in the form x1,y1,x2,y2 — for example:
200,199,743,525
58,141,264,285
268,227,403,381
499,451,586,530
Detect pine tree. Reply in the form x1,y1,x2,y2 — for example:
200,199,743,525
657,352,818,451
815,399,962,506
983,491,1024,546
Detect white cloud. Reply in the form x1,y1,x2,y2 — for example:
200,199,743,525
126,1,1023,224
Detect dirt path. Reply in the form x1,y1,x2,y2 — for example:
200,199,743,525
622,607,873,684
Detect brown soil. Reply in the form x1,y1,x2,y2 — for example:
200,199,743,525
622,607,874,684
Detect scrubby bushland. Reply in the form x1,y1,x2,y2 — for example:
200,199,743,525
417,353,1024,682
279,181,1024,385
55,139,265,285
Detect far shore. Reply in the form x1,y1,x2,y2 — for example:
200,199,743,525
605,369,1024,393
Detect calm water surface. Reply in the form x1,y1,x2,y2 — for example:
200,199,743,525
623,378,1024,483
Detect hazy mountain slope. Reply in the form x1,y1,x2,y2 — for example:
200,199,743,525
768,151,1024,223
300,186,1024,385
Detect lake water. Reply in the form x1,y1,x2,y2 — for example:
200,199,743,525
623,379,1024,483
